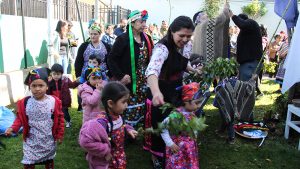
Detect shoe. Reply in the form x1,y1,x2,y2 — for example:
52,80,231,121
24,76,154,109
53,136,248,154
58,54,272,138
152,158,162,169
227,137,235,145
66,122,71,128
215,129,226,138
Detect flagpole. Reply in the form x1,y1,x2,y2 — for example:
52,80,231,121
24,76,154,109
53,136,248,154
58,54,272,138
254,0,293,75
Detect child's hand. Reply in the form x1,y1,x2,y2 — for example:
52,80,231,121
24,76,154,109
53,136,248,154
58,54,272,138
57,138,63,144
76,77,80,83
128,130,138,139
5,128,13,136
96,81,104,91
105,153,112,162
170,144,180,154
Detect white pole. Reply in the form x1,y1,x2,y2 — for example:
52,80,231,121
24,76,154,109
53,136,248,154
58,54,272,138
47,0,53,67
95,0,99,20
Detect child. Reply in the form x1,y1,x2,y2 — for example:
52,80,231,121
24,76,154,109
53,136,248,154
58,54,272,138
5,68,64,169
79,82,138,169
161,82,200,169
79,54,107,84
47,63,79,128
78,67,105,123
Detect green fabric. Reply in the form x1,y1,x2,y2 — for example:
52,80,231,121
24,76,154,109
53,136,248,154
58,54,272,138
129,23,137,94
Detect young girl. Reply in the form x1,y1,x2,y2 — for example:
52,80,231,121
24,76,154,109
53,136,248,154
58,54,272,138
78,67,105,123
5,68,64,169
47,63,79,128
79,82,138,169
161,82,200,169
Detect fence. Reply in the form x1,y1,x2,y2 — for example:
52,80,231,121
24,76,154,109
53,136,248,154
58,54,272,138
1,0,130,24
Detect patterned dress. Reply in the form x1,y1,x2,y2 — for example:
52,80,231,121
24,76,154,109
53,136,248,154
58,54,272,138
83,43,108,71
164,110,199,169
125,41,149,126
109,116,127,169
22,95,56,165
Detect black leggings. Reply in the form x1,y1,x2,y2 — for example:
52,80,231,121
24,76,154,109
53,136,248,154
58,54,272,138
24,159,54,169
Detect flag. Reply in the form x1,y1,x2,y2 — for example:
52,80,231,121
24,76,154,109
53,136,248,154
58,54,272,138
282,16,300,93
274,0,299,29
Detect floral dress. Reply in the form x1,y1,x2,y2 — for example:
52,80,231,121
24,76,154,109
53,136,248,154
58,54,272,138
109,116,127,169
22,95,56,164
83,42,108,71
163,110,199,169
124,41,149,126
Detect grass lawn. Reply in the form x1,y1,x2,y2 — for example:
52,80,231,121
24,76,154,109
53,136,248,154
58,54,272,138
1,79,300,169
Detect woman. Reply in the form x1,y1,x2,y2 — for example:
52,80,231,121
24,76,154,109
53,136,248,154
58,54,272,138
75,25,110,111
145,16,198,168
75,25,110,79
52,20,69,73
107,10,153,127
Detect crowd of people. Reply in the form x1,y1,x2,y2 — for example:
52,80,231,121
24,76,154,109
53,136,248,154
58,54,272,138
3,5,292,169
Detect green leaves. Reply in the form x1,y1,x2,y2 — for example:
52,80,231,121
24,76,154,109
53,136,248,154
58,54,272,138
201,57,239,86
263,62,277,74
242,0,268,20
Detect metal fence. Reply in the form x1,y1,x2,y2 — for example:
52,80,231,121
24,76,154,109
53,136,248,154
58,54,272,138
0,0,130,24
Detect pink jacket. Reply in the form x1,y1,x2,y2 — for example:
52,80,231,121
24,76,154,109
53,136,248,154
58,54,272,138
78,82,101,123
79,118,111,169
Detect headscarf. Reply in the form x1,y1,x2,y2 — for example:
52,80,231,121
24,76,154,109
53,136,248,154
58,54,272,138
128,10,149,94
82,66,107,82
24,68,50,86
181,82,200,102
90,25,101,34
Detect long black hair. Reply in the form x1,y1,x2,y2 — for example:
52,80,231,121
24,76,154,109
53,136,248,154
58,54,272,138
158,16,195,79
101,81,130,145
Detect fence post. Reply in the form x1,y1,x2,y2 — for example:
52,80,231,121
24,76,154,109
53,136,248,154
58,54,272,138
116,5,120,24
66,0,68,20
0,0,4,72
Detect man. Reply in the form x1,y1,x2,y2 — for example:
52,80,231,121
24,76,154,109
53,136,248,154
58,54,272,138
114,18,128,36
160,20,168,37
101,24,117,48
230,12,263,81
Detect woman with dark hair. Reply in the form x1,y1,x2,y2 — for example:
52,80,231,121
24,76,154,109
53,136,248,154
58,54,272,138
145,16,197,168
52,20,69,73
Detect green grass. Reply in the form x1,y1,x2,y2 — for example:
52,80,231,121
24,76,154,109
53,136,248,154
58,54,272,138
1,79,300,169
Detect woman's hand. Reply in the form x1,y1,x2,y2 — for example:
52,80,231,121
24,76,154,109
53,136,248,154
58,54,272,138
170,143,180,154
152,92,164,106
128,130,138,139
120,74,131,85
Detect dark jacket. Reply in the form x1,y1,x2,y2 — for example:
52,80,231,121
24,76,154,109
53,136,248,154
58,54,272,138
107,31,153,90
232,15,263,64
74,41,111,78
47,76,79,107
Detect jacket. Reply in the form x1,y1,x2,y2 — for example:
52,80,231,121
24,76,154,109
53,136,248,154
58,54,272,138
232,15,263,64
11,95,64,142
107,31,153,90
79,118,111,169
78,82,101,123
47,76,79,107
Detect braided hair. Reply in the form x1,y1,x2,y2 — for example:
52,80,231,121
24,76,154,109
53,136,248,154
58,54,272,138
101,81,130,146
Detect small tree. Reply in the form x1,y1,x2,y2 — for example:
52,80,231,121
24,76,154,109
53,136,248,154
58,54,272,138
203,0,222,19
242,0,268,20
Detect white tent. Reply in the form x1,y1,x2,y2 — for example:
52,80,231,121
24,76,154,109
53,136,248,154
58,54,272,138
282,16,300,93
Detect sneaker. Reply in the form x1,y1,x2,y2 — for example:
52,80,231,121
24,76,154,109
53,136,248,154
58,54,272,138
66,122,71,128
227,137,235,145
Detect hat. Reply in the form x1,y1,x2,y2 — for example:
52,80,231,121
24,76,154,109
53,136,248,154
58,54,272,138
24,68,50,86
84,67,102,81
128,10,148,23
181,82,200,102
